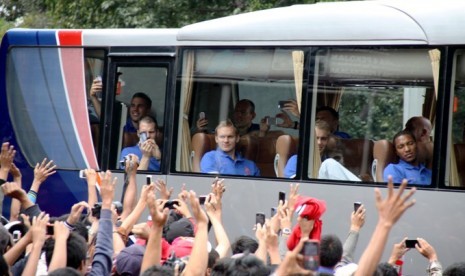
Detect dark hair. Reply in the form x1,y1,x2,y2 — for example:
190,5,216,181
224,253,269,276
208,248,220,269
444,262,465,276
317,106,339,119
141,265,174,276
48,267,81,276
211,257,233,276
0,255,9,276
237,99,256,113
44,233,87,270
231,235,258,254
320,234,343,268
132,92,152,109
392,130,416,146
374,262,398,276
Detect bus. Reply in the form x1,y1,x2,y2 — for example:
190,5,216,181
2,0,465,274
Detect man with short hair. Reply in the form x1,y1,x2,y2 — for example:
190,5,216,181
383,130,432,185
121,115,161,171
123,92,153,147
319,234,343,275
200,120,260,176
404,116,433,168
316,106,350,139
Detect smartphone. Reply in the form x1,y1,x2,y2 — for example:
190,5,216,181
279,191,286,204
354,202,362,212
13,230,21,241
163,200,179,209
46,225,54,235
79,170,86,179
199,112,205,120
267,117,278,125
278,100,292,109
199,195,207,205
271,207,277,217
301,240,320,271
405,239,419,248
146,175,152,185
256,213,265,226
139,132,148,144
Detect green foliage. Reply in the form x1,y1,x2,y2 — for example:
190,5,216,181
339,89,403,141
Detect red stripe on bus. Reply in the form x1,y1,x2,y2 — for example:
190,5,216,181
57,30,82,46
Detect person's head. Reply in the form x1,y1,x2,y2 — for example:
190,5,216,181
233,99,256,130
47,267,81,276
224,253,269,276
320,234,343,269
392,130,417,165
211,258,233,276
373,262,398,276
315,120,331,154
44,233,88,273
316,106,339,133
215,120,240,155
405,116,432,142
138,115,158,141
231,235,258,255
130,92,152,123
444,262,465,276
140,265,174,276
207,249,220,276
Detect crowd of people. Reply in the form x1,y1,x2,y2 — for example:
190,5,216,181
1,140,463,276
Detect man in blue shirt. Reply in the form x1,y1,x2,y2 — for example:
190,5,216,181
200,120,260,176
383,130,431,185
121,115,161,171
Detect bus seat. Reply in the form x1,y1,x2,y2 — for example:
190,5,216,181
454,143,465,187
255,135,282,177
341,139,374,182
372,139,397,182
275,135,299,177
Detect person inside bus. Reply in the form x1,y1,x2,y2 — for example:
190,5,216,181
276,103,351,139
404,116,433,169
89,77,153,147
284,120,359,180
120,115,161,171
383,130,432,185
200,120,260,176
195,99,270,137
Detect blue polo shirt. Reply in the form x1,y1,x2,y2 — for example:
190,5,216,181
123,119,137,133
120,145,160,171
283,153,329,178
383,159,431,185
200,148,260,176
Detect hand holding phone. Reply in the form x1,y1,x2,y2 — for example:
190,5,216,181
199,112,205,120
278,100,292,109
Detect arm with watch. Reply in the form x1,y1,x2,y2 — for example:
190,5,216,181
278,203,293,260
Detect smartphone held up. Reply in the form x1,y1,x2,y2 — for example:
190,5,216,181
301,240,320,271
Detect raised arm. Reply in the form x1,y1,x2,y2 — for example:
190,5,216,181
120,154,139,220
339,204,366,266
9,163,22,221
47,221,71,272
205,193,230,258
0,142,15,181
21,212,49,276
355,177,416,276
30,158,56,201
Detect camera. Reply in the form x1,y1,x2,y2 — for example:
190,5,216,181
91,201,123,219
163,252,186,272
278,100,292,109
119,155,133,169
267,117,278,126
405,239,419,248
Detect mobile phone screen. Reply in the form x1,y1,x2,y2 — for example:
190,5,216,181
354,202,362,212
256,213,265,226
46,225,54,235
405,239,418,248
271,207,277,217
279,191,286,204
199,196,207,205
301,240,320,271
199,112,205,119
146,175,152,185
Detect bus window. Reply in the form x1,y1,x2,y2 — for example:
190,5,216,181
176,48,305,177
6,47,102,169
448,51,465,187
309,48,437,185
111,65,168,171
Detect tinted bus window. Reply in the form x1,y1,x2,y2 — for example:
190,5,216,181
175,48,305,177
308,48,436,185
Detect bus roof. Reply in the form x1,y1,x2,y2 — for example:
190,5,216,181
177,0,465,46
3,28,178,47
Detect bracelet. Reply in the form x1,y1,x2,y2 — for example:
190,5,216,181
293,121,299,129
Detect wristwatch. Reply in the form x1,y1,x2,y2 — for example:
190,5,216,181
282,228,291,235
